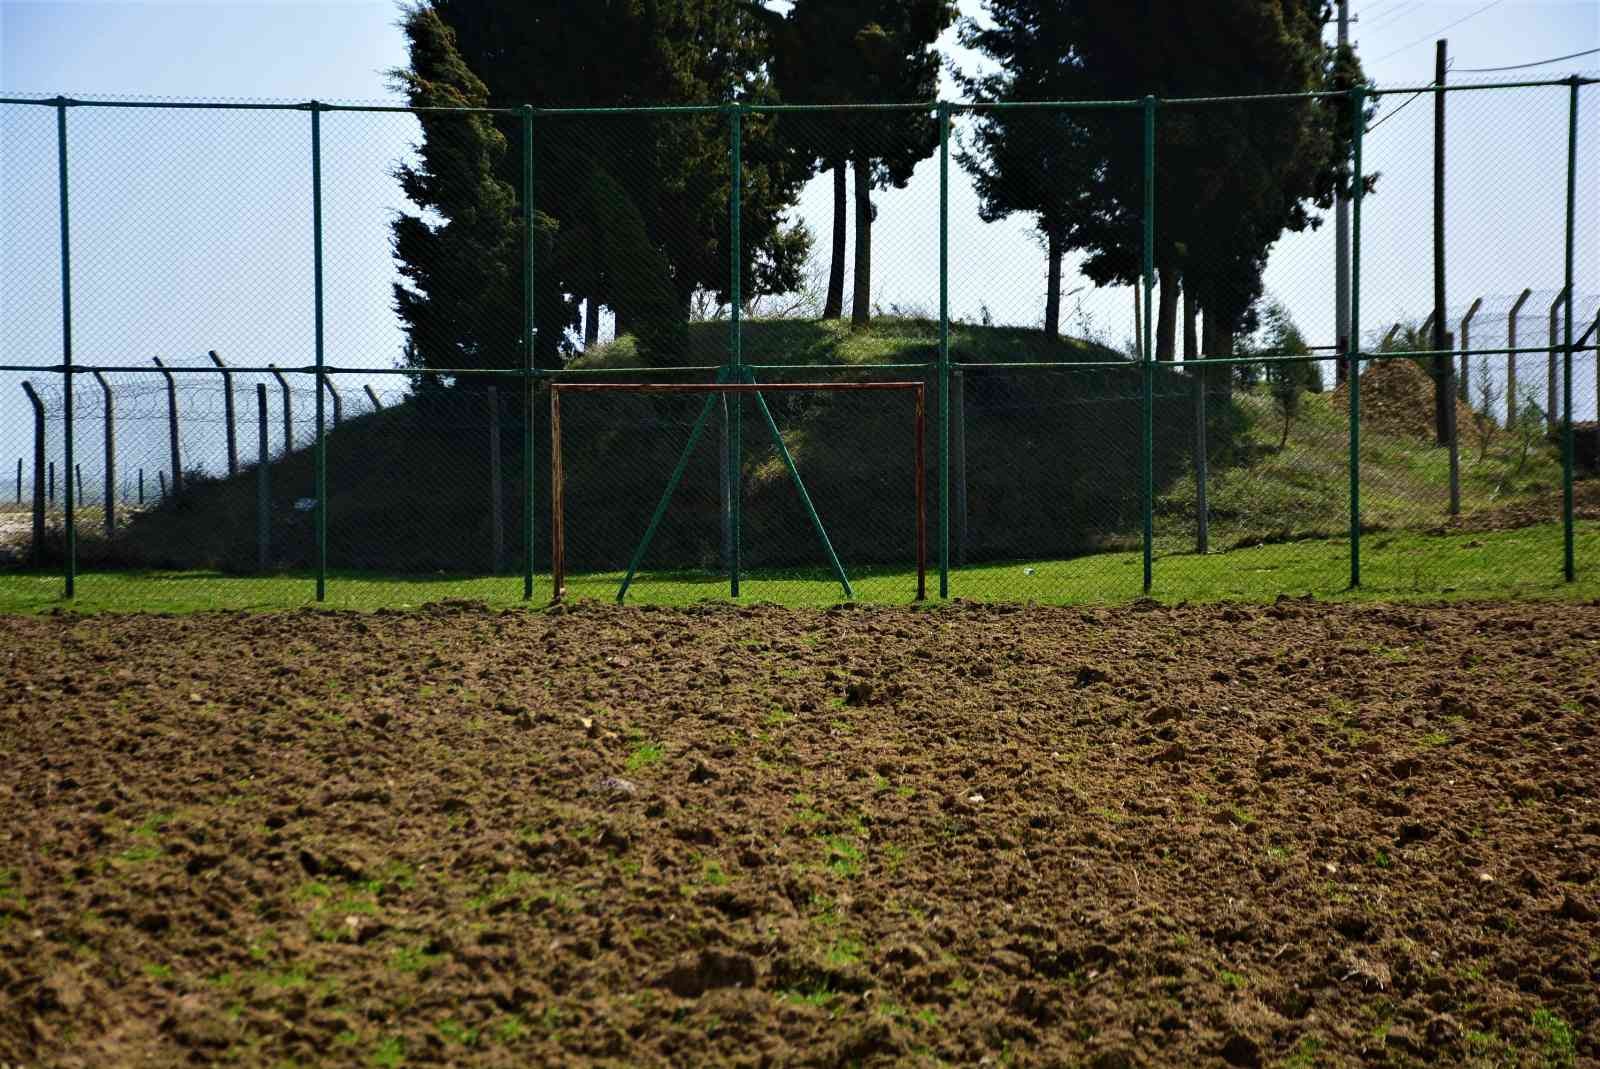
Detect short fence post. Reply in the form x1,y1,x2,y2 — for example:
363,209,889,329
152,356,181,495
48,461,55,504
208,350,237,476
488,385,504,574
256,384,270,572
1549,285,1571,430
92,371,114,536
21,381,45,564
75,464,83,506
1446,331,1460,516
1507,288,1533,426
158,470,167,500
270,364,293,454
1458,297,1482,401
363,384,383,411
320,371,342,428
14,458,20,505
138,468,144,504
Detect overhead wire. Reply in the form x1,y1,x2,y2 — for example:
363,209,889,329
1372,0,1510,63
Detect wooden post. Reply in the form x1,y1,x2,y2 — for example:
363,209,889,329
152,356,181,495
208,351,237,477
363,384,383,410
951,367,968,566
158,470,167,499
256,384,270,572
92,371,114,536
487,386,504,574
21,381,45,564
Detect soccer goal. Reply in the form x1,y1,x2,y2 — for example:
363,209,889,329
549,377,926,604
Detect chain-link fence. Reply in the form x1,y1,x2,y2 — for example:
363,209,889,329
1,79,1596,608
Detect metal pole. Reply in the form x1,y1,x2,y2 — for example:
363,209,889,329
1141,96,1156,594
311,101,327,602
152,357,181,497
521,103,536,601
1459,297,1482,400
1507,288,1532,426
21,381,45,565
938,101,951,598
1432,40,1451,447
256,383,270,572
614,390,722,605
56,98,76,597
1447,329,1460,516
92,370,114,537
1349,86,1366,589
488,385,504,574
1562,78,1578,582
208,350,237,476
729,103,743,598
269,363,293,453
748,379,853,601
363,384,383,410
1335,0,1351,385
915,382,927,602
549,386,565,601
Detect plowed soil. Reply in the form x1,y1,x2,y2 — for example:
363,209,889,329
2,599,1597,1068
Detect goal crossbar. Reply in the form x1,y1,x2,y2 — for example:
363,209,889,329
550,378,926,604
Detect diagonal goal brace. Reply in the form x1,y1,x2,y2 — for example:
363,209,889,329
549,374,926,604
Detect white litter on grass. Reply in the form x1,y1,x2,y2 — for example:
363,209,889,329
294,497,317,511
1023,567,1036,576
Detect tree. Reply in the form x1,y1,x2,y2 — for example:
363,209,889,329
957,2,1101,340
762,0,954,328
1238,299,1319,449
389,8,523,376
961,1,1366,361
393,1,814,369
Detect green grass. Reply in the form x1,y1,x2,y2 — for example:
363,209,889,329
2,519,1594,613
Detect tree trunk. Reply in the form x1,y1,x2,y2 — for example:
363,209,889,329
584,298,600,347
1156,265,1180,362
851,156,872,330
1183,289,1199,361
1044,228,1063,341
825,159,846,319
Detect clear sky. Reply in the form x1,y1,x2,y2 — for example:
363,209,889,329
1,0,1596,496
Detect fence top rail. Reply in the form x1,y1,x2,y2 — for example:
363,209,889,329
3,76,1592,116
551,381,925,394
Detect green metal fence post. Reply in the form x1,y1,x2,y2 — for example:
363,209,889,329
1141,96,1156,595
1349,85,1366,589
55,98,76,598
522,104,537,601
1562,78,1579,582
729,102,743,598
938,100,951,599
310,101,327,602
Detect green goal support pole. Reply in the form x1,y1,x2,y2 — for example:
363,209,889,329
938,100,951,599
1561,78,1579,582
310,100,327,602
522,104,537,601
728,103,744,599
55,98,76,598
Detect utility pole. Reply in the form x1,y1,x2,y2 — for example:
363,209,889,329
1334,0,1351,384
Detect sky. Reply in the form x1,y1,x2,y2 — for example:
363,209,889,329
1,0,1597,499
